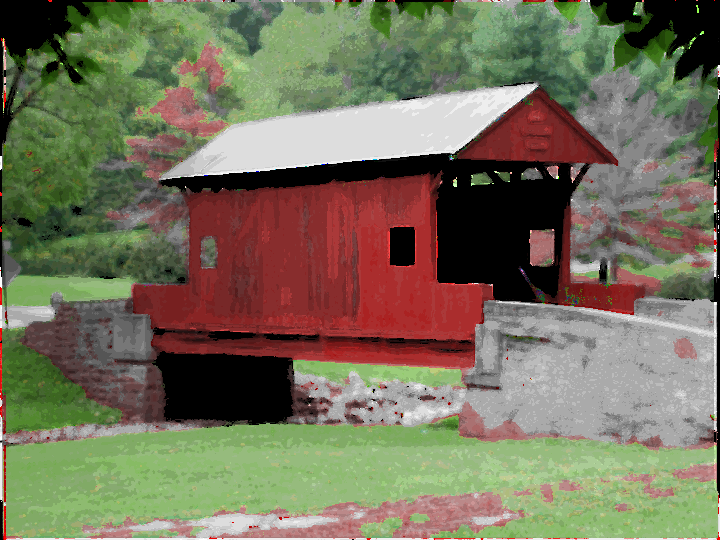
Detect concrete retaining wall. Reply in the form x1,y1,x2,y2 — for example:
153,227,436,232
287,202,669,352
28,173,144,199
21,294,166,423
461,299,717,450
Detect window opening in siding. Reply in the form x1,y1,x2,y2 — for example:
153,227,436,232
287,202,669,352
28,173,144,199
389,227,415,266
201,237,217,268
530,229,554,267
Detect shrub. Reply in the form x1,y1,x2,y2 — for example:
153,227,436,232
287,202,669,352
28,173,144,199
657,272,715,301
122,233,188,284
574,253,593,264
616,253,652,271
79,237,137,279
68,214,118,236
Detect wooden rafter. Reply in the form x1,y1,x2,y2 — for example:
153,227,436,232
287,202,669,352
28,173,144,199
483,170,505,184
569,163,591,196
537,165,555,183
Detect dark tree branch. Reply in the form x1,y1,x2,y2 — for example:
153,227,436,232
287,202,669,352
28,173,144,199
3,62,25,137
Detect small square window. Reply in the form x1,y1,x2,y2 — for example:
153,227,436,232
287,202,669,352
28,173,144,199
201,237,217,268
530,229,554,267
389,227,415,266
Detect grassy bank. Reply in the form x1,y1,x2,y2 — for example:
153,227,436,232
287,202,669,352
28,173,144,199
573,258,713,282
3,275,136,307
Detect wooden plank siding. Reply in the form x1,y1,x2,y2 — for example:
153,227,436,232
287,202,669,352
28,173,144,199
135,174,490,342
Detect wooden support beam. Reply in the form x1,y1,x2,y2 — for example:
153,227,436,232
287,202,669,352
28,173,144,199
484,170,504,184
569,163,591,196
559,163,571,182
430,172,443,194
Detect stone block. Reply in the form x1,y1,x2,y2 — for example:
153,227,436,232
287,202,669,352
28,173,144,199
51,292,64,315
113,313,153,361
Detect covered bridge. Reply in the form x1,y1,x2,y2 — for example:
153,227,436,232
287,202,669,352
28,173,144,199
123,82,642,423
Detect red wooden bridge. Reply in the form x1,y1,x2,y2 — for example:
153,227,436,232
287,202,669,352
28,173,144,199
119,83,646,423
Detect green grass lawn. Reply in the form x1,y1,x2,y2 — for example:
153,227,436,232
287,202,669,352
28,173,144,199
4,274,717,538
3,275,136,307
8,417,717,538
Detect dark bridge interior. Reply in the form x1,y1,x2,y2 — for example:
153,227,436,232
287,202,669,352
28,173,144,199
436,169,567,301
155,352,295,425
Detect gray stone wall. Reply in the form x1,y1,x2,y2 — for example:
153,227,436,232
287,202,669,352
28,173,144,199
461,299,717,449
22,293,165,423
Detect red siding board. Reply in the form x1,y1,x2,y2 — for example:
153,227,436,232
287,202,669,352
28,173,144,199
559,283,646,315
133,174,495,343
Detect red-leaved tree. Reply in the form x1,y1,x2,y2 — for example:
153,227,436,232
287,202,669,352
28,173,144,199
106,42,232,263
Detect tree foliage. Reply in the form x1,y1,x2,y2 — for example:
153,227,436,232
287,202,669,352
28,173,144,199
2,2,149,148
3,42,145,226
226,2,284,56
327,2,478,106
445,2,602,117
571,67,713,282
2,2,151,245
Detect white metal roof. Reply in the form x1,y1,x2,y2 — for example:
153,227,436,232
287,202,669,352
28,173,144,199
160,83,540,181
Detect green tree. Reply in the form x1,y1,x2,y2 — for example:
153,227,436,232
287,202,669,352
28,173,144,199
247,3,351,114
226,2,285,56
2,2,151,239
325,1,478,107
446,2,595,116
2,35,149,237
